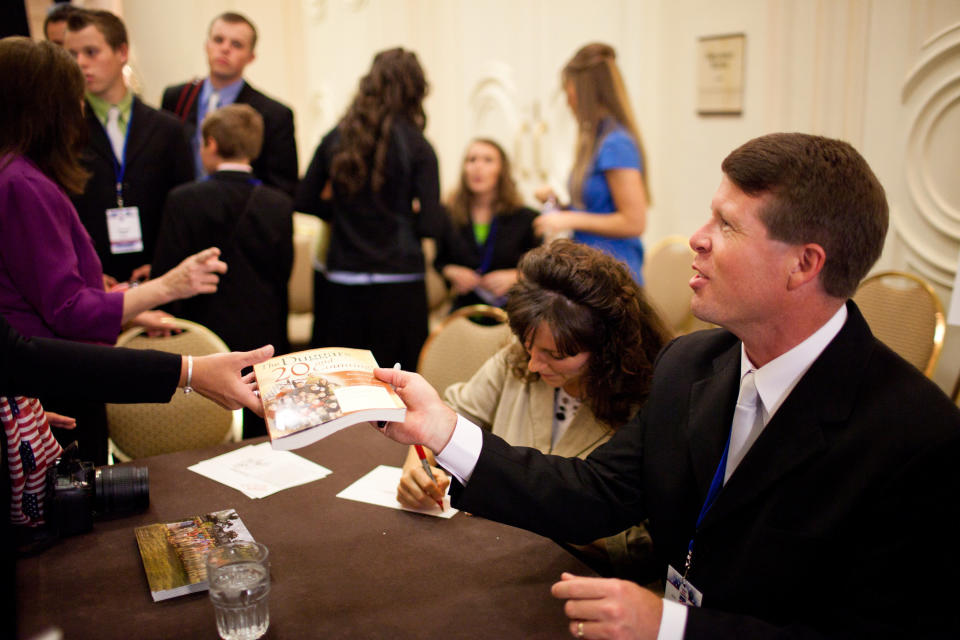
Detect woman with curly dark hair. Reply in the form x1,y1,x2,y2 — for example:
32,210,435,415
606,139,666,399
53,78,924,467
434,139,539,310
397,240,671,575
296,48,443,368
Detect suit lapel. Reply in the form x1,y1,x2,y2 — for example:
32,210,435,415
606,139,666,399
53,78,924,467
122,98,150,166
84,102,114,163
686,341,740,499
701,301,871,528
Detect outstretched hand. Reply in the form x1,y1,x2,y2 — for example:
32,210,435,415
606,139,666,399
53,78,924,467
372,367,457,454
551,573,662,640
161,247,228,301
189,344,275,414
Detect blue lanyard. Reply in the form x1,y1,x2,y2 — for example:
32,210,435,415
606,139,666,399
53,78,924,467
109,107,133,207
475,218,499,274
684,428,732,578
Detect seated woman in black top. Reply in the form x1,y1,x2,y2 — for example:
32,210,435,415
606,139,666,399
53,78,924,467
435,139,540,310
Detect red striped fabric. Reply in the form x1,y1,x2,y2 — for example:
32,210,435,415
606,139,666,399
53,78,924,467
2,396,62,526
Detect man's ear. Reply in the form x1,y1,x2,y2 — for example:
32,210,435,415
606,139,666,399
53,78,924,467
117,42,129,65
787,243,827,291
203,136,219,156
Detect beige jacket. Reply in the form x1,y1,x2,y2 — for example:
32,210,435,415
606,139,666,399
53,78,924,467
444,346,652,575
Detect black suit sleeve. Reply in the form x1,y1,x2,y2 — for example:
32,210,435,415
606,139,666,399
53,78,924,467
151,186,193,316
451,420,648,543
1,316,180,403
256,104,298,198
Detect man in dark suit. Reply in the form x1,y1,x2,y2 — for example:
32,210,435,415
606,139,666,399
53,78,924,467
375,133,960,638
152,104,293,438
160,12,298,198
64,9,193,285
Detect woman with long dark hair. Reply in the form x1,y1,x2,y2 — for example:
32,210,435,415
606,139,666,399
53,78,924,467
296,48,443,368
534,43,650,284
435,138,539,310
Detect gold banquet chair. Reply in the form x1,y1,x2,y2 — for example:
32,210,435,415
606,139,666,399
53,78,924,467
643,235,697,335
853,270,945,378
288,212,327,349
107,318,242,462
417,304,512,395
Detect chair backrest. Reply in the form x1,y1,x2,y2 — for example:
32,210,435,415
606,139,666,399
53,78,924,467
417,304,512,395
643,235,696,334
107,318,242,461
853,270,945,378
289,212,324,314
422,237,453,331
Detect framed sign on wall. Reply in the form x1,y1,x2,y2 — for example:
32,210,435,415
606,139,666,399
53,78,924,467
697,33,746,115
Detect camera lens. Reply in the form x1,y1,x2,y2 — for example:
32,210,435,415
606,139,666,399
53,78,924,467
93,465,149,515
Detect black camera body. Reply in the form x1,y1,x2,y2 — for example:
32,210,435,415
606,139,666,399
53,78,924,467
45,442,150,538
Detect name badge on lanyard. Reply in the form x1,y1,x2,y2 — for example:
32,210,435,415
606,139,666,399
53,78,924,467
664,565,703,607
664,423,735,608
104,106,142,255
106,206,143,254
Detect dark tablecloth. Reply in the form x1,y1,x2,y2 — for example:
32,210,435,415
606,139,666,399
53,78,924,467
17,424,593,639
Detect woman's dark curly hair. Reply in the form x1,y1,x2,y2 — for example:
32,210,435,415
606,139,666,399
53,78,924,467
330,47,428,196
505,240,672,426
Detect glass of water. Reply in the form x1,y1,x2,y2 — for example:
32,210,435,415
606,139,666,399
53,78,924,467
206,541,270,640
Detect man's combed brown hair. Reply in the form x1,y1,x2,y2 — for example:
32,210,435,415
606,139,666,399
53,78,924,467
209,12,258,50
330,48,428,197
202,104,264,161
66,8,128,50
0,38,89,194
504,240,671,426
721,133,888,299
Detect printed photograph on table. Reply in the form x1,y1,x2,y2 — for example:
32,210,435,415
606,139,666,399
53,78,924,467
254,347,406,450
134,508,254,601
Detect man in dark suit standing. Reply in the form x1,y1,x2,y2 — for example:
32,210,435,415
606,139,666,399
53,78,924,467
161,12,298,198
64,9,193,286
375,133,960,638
152,104,293,438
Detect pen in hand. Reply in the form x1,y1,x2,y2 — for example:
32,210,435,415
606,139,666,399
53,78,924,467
415,443,445,511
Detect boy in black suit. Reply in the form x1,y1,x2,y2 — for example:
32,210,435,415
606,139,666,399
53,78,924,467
153,104,293,438
161,12,298,197
64,9,193,285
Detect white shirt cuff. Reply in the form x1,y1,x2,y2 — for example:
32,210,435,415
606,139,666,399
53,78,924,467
656,599,688,640
435,414,483,485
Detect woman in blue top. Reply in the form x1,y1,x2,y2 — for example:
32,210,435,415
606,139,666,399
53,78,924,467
534,43,650,283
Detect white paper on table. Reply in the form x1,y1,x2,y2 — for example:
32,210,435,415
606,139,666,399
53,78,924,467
336,464,457,518
188,442,332,499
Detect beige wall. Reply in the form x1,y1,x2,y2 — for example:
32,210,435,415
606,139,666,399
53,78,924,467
115,0,960,392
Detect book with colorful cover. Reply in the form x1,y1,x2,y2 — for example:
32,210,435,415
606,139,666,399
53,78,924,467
134,508,254,602
253,347,406,451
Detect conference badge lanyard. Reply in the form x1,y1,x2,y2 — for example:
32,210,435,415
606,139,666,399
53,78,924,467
473,219,506,307
104,110,143,255
664,429,732,608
